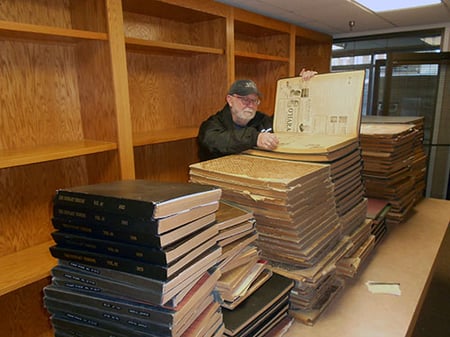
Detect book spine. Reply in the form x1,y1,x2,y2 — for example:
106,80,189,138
53,205,159,234
44,285,175,325
51,266,165,304
51,231,169,265
45,297,172,336
54,190,155,218
50,245,169,281
56,260,166,293
49,312,158,337
51,313,129,337
51,217,164,248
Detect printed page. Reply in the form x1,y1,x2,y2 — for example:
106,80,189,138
273,70,365,136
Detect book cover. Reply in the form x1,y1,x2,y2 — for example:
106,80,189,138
53,200,219,235
50,243,219,281
53,245,221,305
45,297,174,336
54,180,221,219
215,201,254,231
44,284,176,325
51,212,216,248
49,311,161,337
222,272,294,336
51,224,218,266
244,70,365,161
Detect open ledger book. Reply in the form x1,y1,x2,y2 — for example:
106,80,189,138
245,70,365,161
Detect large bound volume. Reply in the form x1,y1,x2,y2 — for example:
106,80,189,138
51,211,217,248
53,179,222,219
53,200,219,235
50,224,218,265
222,272,294,337
245,70,365,161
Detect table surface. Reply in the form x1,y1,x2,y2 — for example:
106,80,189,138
284,197,450,337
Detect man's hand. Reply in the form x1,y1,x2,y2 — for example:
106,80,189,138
257,132,279,150
299,68,318,81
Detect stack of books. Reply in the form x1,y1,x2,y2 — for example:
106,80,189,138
365,197,391,244
190,154,349,324
212,201,295,336
360,123,418,225
335,219,375,278
190,154,342,269
221,272,294,337
362,115,427,205
269,236,350,325
44,179,224,337
214,201,270,309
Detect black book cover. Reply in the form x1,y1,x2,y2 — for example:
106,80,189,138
52,245,221,305
50,242,219,281
222,272,294,336
53,200,219,235
45,297,173,336
51,211,216,248
44,284,176,325
50,312,157,337
50,245,169,280
51,223,218,266
54,180,221,219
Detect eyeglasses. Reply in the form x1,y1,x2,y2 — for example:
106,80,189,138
232,95,260,107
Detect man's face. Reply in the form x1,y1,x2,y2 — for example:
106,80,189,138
227,94,260,126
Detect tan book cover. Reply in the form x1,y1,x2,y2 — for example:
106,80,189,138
215,201,254,231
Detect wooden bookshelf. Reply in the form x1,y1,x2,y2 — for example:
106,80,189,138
0,241,55,296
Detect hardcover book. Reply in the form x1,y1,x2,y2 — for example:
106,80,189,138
54,180,222,219
49,244,220,281
51,224,218,265
244,70,365,161
53,200,219,235
222,272,294,336
51,212,216,248
54,246,220,305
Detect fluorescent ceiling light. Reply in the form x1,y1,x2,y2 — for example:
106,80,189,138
332,44,345,50
420,36,441,46
353,0,441,12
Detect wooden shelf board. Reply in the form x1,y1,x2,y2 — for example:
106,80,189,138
0,240,56,296
133,127,199,146
235,50,290,63
0,20,108,43
122,0,221,23
0,140,118,169
125,37,224,56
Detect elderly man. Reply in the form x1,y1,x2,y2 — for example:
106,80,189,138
197,69,317,161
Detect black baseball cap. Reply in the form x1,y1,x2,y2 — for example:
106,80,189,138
228,79,262,97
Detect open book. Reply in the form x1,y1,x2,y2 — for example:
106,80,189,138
245,70,365,161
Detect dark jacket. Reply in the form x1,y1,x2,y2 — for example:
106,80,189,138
198,104,273,161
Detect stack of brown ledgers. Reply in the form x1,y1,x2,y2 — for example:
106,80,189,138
362,115,427,205
365,197,391,244
360,123,418,225
44,179,225,337
245,71,368,227
213,198,294,336
244,71,371,273
190,154,349,325
214,200,273,311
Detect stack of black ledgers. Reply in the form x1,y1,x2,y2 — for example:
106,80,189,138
44,179,225,337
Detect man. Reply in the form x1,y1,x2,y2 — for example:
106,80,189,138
198,69,317,161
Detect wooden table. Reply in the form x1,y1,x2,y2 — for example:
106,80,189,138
285,198,450,337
